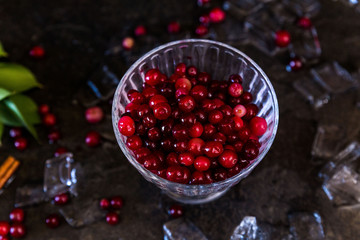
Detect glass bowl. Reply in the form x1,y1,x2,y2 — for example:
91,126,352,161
112,39,279,204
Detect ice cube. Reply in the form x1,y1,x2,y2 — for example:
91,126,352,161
288,212,325,240
336,0,359,7
163,218,208,240
59,198,105,228
282,0,321,17
43,153,78,198
311,62,357,94
293,76,330,109
230,216,273,240
15,184,47,208
311,124,346,159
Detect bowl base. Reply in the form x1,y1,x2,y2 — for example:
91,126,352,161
164,189,229,204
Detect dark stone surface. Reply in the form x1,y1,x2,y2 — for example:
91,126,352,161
1,0,360,239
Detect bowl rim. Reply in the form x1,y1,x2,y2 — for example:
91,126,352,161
112,38,279,189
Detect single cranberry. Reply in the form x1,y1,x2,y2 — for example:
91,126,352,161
238,127,251,142
197,72,211,85
186,66,197,78
48,129,61,143
228,83,243,97
219,105,232,117
146,127,160,142
169,73,181,83
9,128,22,138
214,92,227,101
153,102,171,120
175,78,192,91
144,139,158,150
250,116,267,136
189,122,204,138
190,85,207,101
209,7,226,23
168,21,181,34
135,104,151,119
297,17,312,29
202,124,217,139
199,14,210,26
85,131,101,147
165,153,178,167
53,193,69,205
213,98,225,109
173,140,188,153
42,113,57,126
175,63,186,76
99,198,110,210
29,45,45,58
122,37,134,50
159,118,174,137
142,87,158,101
149,94,167,109
228,164,242,177
178,114,196,128
166,166,190,184
142,113,157,128
248,139,261,149
178,95,195,113
54,147,68,157
212,132,226,144
9,223,26,238
194,156,211,172
126,135,142,150
194,109,207,123
161,138,174,152
110,196,124,209
178,152,195,167
233,116,244,131
145,69,162,86
85,106,104,123
232,105,246,118
45,214,60,229
240,92,253,105
134,147,151,162
135,123,147,136
227,134,239,143
218,150,238,168
134,25,147,36
106,212,119,225
125,102,140,117
143,154,162,170
224,145,236,151
201,99,216,113
118,115,136,136
218,117,234,135
159,83,175,98
14,137,27,151
195,25,208,36
242,142,259,160
0,221,10,236
213,168,228,182
168,204,184,218
203,141,224,158
208,110,223,124
233,141,244,153
228,74,243,84
287,57,303,72
191,171,206,184
172,124,188,140
188,138,205,156
243,104,259,121
175,88,189,99
275,30,291,47
127,90,145,104
38,104,50,115
0,235,9,240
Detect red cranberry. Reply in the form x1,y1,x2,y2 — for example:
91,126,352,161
146,127,161,142
45,214,60,229
153,102,171,120
203,141,224,158
250,116,267,136
195,25,208,36
213,168,227,182
233,141,244,153
85,131,101,147
53,193,69,205
210,158,219,169
38,104,50,115
287,57,303,72
122,37,134,50
180,113,197,127
194,156,211,171
48,129,61,143
175,78,192,91
178,95,195,113
166,152,179,166
201,99,216,112
242,142,259,160
199,14,210,26
209,7,226,23
212,132,226,144
42,113,57,126
145,69,162,86
85,106,104,124
166,166,190,183
173,140,188,153
186,66,198,77
14,137,27,151
198,72,211,85
208,110,223,124
233,104,246,118
142,87,158,101
197,0,210,6
135,123,147,136
134,25,147,36
9,128,22,138
29,45,44,58
127,90,145,104
144,139,158,150
227,133,239,143
149,94,167,109
161,138,174,152
175,63,186,76
248,139,261,149
175,88,189,99
275,30,291,47
214,92,227,101
238,127,251,142
142,113,157,128
126,135,142,150
135,104,150,119
218,117,234,135
172,124,188,140
191,171,206,184
297,17,312,29
203,124,216,139
240,92,253,105
229,97,242,108
168,204,184,218
213,98,225,109
188,138,205,156
219,82,229,91
219,105,232,117
228,164,242,177
118,116,136,136
106,212,119,225
125,102,140,117
0,222,10,236
179,152,194,166
189,122,204,138
224,145,236,151
143,154,162,170
159,83,175,98
194,109,207,123
110,196,124,209
168,21,181,34
134,147,151,162
0,235,9,240
99,198,110,210
9,223,26,238
160,118,174,137
228,74,243,84
54,147,68,157
233,116,244,131
218,150,238,168
243,104,259,121
190,85,208,101
228,83,243,97
171,107,181,119
203,170,214,183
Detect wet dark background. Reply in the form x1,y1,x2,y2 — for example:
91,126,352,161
1,0,360,239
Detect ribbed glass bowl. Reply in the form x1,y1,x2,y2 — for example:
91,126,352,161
112,39,279,204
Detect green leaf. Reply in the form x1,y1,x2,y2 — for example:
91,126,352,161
0,42,8,58
0,121,3,146
0,101,23,127
3,94,41,139
0,87,13,101
0,63,41,93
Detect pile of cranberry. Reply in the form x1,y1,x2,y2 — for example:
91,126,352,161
117,63,267,185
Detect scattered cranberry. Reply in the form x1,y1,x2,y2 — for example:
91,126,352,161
0,221,10,236
45,214,60,229
48,129,61,143
168,21,180,34
29,45,45,59
209,7,226,23
85,131,101,147
9,223,26,238
297,17,312,29
14,137,27,151
53,193,69,205
168,204,184,218
110,196,124,209
134,25,147,36
85,106,104,123
9,208,25,223
118,116,135,136
249,116,267,136
54,147,68,157
99,198,110,210
199,14,210,26
38,104,50,115
287,57,303,72
122,37,134,50
195,25,208,36
42,113,57,126
197,0,210,6
9,128,22,138
106,212,119,225
275,30,291,47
